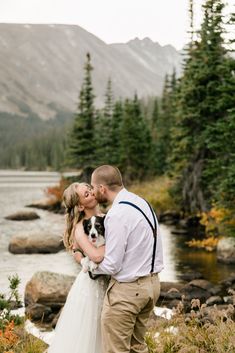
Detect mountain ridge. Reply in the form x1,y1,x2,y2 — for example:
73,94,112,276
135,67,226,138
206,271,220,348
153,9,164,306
0,23,182,120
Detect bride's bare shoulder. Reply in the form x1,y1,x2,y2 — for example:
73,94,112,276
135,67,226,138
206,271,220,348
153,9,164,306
74,220,84,234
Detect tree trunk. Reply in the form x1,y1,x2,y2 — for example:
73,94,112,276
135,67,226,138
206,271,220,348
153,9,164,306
182,149,208,213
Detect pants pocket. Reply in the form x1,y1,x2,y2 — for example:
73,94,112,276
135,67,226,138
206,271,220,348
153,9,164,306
106,279,116,306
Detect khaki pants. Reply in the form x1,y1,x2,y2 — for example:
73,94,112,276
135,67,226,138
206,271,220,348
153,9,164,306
101,274,160,353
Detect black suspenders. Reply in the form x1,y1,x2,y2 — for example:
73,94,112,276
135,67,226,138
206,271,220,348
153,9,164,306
119,200,157,273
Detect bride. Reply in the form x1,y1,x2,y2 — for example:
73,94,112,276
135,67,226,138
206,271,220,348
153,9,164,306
48,182,108,353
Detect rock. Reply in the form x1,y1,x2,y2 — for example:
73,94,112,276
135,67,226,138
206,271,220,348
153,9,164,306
158,211,181,225
206,296,224,306
217,237,235,264
179,271,204,282
181,282,211,303
220,273,235,287
171,228,189,235
27,197,64,213
25,303,52,321
27,197,57,210
167,299,182,309
5,210,40,221
24,271,76,308
223,296,234,305
9,231,64,254
160,282,185,292
51,308,63,328
178,219,188,228
188,279,215,293
158,283,185,308
161,288,182,301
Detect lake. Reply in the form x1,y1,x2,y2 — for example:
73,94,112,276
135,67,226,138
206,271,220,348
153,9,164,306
0,170,234,298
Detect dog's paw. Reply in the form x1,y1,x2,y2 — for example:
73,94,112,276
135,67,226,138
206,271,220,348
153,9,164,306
89,261,98,271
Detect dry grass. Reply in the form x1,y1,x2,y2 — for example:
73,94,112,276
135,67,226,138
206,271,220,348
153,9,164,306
129,176,180,214
145,300,235,353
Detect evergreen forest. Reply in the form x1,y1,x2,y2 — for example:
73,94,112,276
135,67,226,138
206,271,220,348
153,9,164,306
1,0,235,228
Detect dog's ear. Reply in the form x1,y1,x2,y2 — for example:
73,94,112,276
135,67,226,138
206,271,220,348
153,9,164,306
101,215,105,226
96,215,105,226
83,219,89,235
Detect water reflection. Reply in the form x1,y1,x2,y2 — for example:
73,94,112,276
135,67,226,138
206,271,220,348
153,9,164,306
163,226,235,283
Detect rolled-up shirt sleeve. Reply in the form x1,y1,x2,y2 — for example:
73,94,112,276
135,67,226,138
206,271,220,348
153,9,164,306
93,209,128,276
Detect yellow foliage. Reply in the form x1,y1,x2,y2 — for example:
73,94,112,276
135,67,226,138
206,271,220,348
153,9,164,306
186,236,220,252
199,205,235,237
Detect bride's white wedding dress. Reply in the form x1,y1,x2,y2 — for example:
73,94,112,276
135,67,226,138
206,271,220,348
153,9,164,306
48,270,108,353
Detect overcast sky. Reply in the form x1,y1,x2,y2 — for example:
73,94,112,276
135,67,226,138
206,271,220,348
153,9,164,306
0,0,234,49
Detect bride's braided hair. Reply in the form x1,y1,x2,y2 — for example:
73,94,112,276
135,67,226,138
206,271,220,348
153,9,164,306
63,182,85,250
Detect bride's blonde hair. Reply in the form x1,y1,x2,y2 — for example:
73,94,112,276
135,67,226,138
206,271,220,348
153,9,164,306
63,182,85,250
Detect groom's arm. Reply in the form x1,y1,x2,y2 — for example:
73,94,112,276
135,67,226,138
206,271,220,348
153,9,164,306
93,211,127,276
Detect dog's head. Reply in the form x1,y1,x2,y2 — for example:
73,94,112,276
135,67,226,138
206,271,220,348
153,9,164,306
83,215,105,247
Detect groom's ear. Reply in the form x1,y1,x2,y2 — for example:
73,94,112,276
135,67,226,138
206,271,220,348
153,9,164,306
83,219,89,235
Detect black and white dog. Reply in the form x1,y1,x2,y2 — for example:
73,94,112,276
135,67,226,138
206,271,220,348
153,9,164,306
81,215,105,273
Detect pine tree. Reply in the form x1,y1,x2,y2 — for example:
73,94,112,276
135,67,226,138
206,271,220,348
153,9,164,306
66,53,95,179
170,0,234,213
109,100,123,166
119,95,152,182
152,71,177,175
95,78,115,165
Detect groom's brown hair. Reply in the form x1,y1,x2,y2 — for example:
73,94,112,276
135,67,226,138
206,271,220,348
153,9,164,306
92,165,123,191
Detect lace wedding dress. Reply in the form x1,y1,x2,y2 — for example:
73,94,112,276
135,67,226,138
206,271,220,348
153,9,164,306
48,271,108,353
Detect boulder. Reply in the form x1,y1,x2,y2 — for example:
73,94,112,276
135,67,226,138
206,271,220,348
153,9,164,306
217,237,235,264
179,271,204,282
171,228,189,235
51,308,63,328
9,231,64,254
25,303,52,321
5,210,40,221
180,280,213,303
158,211,181,225
24,271,76,308
160,282,185,293
205,296,224,306
188,279,216,294
220,273,235,287
26,197,57,210
27,196,64,213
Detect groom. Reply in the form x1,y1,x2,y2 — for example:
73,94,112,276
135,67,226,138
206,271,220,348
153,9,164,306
90,165,163,353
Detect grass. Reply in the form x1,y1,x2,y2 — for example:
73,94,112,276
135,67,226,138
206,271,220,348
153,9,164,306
0,321,48,353
145,299,235,353
129,176,180,214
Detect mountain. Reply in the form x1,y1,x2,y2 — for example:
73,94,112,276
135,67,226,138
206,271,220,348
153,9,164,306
0,24,182,120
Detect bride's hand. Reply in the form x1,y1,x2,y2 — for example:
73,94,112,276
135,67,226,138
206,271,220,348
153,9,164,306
72,250,84,264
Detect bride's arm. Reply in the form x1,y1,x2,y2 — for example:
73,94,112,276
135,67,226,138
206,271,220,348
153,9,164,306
74,223,105,263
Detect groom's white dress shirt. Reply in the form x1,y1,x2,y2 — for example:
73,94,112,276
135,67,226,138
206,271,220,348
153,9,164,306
95,188,164,282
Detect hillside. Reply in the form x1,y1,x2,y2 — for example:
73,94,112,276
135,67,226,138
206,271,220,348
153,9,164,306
0,24,182,120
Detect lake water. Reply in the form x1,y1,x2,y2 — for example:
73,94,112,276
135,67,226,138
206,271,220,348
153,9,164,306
0,170,234,298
